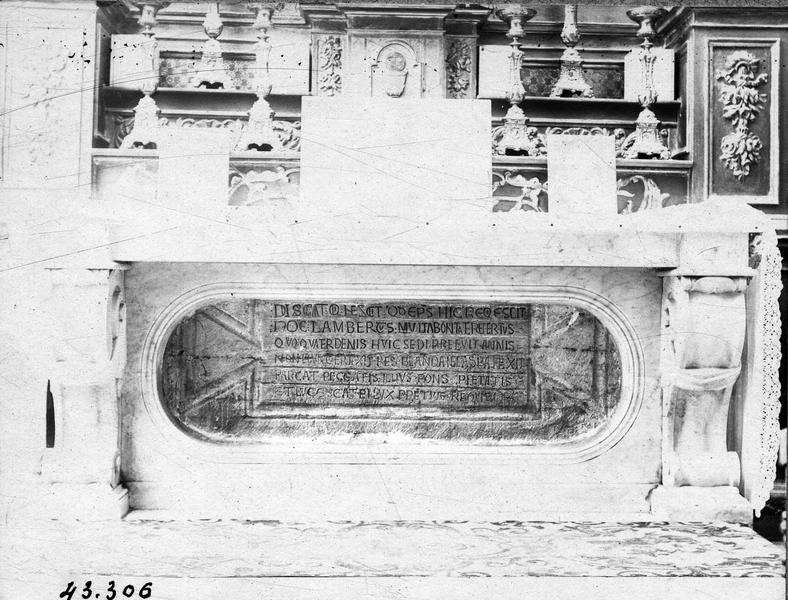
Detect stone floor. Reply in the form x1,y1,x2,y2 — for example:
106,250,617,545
1,518,784,599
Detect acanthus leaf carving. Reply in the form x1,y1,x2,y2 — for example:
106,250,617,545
716,51,768,181
617,175,669,214
446,39,472,99
110,114,137,149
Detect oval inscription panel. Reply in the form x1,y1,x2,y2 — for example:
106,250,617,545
160,300,622,443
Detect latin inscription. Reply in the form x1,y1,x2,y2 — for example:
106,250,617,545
162,299,622,441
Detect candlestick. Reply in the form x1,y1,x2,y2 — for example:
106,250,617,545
121,1,170,149
551,5,593,98
492,6,546,157
622,6,670,159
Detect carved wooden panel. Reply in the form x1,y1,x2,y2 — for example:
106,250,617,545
161,299,622,442
709,41,780,203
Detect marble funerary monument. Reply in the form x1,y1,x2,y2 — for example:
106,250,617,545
0,1,785,598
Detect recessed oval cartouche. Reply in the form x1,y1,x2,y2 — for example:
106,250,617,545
160,299,623,443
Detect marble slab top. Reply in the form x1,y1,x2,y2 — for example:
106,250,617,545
2,519,782,579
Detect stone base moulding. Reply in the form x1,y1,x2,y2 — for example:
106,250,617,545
10,482,129,522
649,485,753,523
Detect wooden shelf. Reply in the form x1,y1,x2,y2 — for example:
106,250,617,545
103,86,680,129
93,149,692,178
102,86,304,119
493,156,692,173
490,96,682,128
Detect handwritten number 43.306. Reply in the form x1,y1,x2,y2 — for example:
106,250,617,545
59,580,153,599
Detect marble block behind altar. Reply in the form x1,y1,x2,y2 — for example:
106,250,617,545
547,134,617,217
299,97,492,229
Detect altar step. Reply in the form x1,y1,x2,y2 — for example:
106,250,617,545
1,519,783,599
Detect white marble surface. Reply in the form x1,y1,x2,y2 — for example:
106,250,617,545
547,134,617,217
2,576,783,600
0,519,783,599
119,262,663,518
300,97,492,215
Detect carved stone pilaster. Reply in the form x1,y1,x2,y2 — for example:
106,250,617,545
660,275,748,488
0,3,96,188
652,274,752,521
39,267,130,519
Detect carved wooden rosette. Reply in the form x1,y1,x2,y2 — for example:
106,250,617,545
660,276,749,489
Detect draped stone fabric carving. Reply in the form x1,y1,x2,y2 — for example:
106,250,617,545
667,367,741,392
160,300,622,443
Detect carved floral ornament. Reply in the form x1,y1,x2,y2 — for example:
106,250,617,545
446,39,472,99
318,36,343,96
716,51,769,181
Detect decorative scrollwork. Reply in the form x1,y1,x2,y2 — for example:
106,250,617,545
273,120,301,152
318,36,343,96
716,51,769,181
617,175,669,214
110,114,137,149
492,123,546,157
446,40,472,99
492,171,548,212
545,126,610,137
116,117,301,152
